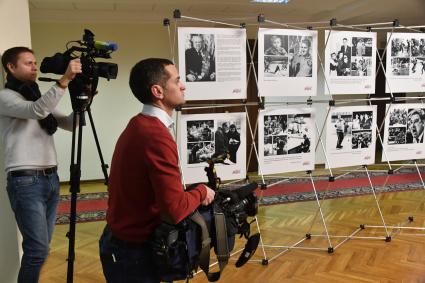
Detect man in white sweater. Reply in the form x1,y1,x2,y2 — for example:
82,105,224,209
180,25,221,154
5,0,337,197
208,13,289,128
0,46,81,283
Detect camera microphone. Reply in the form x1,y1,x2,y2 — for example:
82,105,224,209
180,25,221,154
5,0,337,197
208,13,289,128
94,41,118,52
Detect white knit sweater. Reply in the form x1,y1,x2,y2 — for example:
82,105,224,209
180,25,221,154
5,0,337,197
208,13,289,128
0,84,74,172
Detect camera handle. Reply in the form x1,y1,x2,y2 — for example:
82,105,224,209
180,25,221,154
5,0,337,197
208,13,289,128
66,79,109,283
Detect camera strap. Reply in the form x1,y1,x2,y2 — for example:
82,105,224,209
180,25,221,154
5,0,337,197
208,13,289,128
189,205,230,282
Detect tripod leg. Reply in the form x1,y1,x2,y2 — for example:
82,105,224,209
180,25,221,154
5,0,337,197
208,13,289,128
66,111,84,283
86,106,109,184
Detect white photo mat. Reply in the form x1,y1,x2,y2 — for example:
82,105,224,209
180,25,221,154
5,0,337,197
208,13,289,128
258,28,318,97
258,107,316,175
325,105,377,168
382,103,425,162
385,33,425,93
178,112,246,184
324,30,377,95
178,27,247,101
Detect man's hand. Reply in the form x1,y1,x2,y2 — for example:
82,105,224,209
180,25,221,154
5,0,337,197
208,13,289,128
201,186,215,206
57,58,82,89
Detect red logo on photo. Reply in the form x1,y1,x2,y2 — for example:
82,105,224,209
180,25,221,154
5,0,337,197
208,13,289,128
364,156,371,160
304,86,312,91
302,161,310,165
416,151,422,154
364,85,371,89
233,169,241,174
232,89,241,93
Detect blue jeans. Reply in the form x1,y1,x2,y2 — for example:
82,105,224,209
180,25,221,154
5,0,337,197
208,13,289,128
6,172,60,283
99,225,161,283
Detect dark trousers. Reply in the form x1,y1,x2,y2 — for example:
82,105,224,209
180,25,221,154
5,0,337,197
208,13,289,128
336,131,344,148
99,225,160,283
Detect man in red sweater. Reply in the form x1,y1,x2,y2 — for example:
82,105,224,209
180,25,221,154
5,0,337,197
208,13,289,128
99,58,215,283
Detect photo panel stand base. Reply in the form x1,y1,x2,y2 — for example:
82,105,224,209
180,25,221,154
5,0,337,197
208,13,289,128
363,160,425,238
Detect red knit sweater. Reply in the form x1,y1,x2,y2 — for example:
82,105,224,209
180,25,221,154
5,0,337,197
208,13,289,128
106,114,207,242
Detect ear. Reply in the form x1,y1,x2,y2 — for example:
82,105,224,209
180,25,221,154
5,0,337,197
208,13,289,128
150,84,164,100
6,62,15,74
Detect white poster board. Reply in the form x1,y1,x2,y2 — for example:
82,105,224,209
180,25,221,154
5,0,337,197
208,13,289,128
178,27,247,101
325,105,377,168
258,108,315,174
324,30,377,94
382,103,425,161
258,28,318,97
179,112,246,184
385,33,425,93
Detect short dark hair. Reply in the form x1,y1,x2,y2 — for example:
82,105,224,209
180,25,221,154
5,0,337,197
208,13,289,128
129,58,174,104
1,46,34,74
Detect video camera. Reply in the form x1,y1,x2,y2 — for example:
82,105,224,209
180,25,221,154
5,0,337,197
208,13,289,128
39,29,118,112
40,29,118,81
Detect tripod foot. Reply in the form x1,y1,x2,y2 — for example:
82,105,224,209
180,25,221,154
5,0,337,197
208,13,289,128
305,233,311,239
261,259,269,265
385,236,392,242
360,224,365,229
408,216,414,222
328,247,334,253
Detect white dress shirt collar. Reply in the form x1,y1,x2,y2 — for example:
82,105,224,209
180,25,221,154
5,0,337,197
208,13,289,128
142,104,174,129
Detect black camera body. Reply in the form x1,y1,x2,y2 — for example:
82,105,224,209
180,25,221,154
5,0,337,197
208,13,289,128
40,29,118,81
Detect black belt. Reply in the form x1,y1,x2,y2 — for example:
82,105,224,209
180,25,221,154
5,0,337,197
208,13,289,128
8,166,57,177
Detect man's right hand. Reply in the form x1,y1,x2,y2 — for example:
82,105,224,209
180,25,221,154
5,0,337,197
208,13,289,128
57,58,82,89
201,186,215,206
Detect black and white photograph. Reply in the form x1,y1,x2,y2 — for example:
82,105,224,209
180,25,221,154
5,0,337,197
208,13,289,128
391,38,410,57
406,108,425,144
325,30,377,94
388,127,406,145
351,130,372,149
184,33,216,82
178,27,247,100
386,33,425,93
264,115,287,135
352,37,373,57
390,57,410,76
186,120,215,164
264,34,288,56
409,57,425,77
216,119,242,163
259,108,315,174
288,35,313,77
258,28,317,97
351,57,373,76
264,56,289,77
389,108,407,126
382,104,425,161
326,105,377,168
351,111,373,130
179,112,246,184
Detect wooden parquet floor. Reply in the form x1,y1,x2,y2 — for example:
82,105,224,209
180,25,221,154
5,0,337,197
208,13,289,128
39,183,425,282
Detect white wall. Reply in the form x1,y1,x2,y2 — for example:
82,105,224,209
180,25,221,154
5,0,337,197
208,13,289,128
0,1,32,281
31,23,172,181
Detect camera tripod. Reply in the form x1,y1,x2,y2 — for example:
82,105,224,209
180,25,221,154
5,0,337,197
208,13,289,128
66,77,109,283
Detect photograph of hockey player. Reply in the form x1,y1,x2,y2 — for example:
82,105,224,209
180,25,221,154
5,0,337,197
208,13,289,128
329,112,352,150
187,120,215,164
286,114,312,154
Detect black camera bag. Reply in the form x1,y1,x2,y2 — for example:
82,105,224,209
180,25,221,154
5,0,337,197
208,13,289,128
150,202,235,282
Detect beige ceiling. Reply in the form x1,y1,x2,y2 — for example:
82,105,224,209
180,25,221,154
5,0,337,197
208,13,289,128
29,0,425,28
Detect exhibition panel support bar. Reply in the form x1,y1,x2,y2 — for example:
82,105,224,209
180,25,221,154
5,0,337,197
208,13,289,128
164,10,425,266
